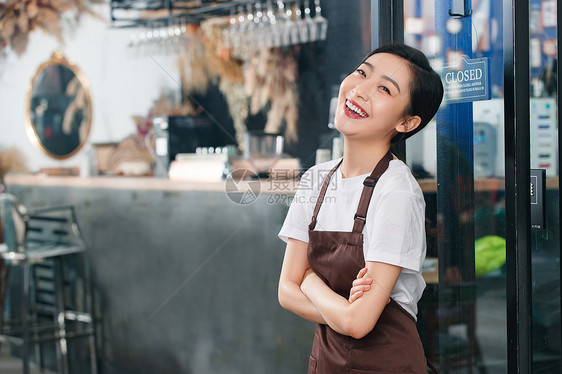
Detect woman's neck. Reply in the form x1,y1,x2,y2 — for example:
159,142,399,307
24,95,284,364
340,137,391,178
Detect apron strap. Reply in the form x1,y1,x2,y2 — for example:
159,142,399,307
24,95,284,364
308,159,343,231
427,358,439,373
352,151,393,233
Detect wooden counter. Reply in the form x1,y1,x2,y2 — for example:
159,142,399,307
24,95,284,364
5,174,300,194
7,174,558,193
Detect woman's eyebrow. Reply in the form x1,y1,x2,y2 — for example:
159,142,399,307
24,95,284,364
382,74,401,93
362,61,374,71
360,61,401,93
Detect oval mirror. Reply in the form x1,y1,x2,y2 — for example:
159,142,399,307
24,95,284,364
25,51,92,159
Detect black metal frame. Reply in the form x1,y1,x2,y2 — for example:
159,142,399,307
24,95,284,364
558,0,562,370
370,0,405,159
110,0,305,28
504,0,532,373
370,0,404,46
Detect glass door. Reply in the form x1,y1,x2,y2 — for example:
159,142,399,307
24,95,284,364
396,0,559,372
529,0,561,372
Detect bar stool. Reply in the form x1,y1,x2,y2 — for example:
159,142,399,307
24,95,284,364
0,193,98,374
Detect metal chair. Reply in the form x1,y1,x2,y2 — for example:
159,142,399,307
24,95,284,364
0,193,97,374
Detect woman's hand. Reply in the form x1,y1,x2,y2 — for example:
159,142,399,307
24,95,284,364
348,267,373,303
348,267,391,305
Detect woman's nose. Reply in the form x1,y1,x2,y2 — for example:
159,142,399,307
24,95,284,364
352,85,369,101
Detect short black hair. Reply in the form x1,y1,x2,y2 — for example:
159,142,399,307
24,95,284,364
360,43,444,143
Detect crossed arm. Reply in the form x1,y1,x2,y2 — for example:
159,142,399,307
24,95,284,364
278,238,402,339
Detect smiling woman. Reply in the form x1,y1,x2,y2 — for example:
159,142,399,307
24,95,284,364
278,43,443,374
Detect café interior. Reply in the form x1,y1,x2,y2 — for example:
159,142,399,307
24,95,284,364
1,0,561,373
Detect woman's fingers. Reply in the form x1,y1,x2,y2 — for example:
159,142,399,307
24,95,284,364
356,267,368,279
352,276,373,288
348,284,371,302
348,290,363,303
349,267,377,303
350,284,371,294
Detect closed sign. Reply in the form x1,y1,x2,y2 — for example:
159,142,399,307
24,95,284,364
443,56,490,104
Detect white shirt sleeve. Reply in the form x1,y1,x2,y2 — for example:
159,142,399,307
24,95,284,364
278,170,314,244
364,190,426,273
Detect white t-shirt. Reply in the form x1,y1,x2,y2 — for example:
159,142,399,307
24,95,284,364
278,157,427,319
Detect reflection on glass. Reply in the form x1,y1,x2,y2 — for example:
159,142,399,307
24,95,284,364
26,52,92,159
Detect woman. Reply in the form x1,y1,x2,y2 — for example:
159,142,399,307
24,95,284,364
278,43,443,373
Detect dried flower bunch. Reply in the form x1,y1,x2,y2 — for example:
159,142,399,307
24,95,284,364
180,21,244,94
193,18,299,145
0,146,29,179
0,0,102,56
244,47,299,143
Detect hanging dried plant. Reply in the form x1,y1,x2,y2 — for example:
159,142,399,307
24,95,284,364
0,146,29,180
218,79,248,151
178,24,213,94
199,18,299,145
200,17,243,83
178,19,247,148
0,0,103,57
178,21,244,96
244,47,299,143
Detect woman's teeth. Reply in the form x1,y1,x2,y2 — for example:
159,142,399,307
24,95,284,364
346,100,368,118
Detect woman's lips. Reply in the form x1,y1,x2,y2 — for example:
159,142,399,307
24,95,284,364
344,99,369,119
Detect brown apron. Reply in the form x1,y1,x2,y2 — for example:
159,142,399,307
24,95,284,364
306,152,436,373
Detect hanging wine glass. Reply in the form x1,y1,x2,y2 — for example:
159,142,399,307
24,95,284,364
145,26,156,54
253,2,267,51
223,8,236,50
159,25,169,55
180,20,188,41
265,0,279,49
127,32,137,49
278,1,292,47
303,0,316,42
165,24,177,54
154,24,164,54
172,21,183,53
296,0,310,44
289,3,301,45
243,4,255,51
126,31,140,58
313,0,328,41
156,24,166,54
233,6,245,51
156,26,166,55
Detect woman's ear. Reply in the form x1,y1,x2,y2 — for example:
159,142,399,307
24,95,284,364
396,116,422,134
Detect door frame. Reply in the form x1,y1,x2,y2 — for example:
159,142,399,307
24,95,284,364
503,0,532,373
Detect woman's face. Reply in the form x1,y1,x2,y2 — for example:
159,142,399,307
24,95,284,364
334,53,415,142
